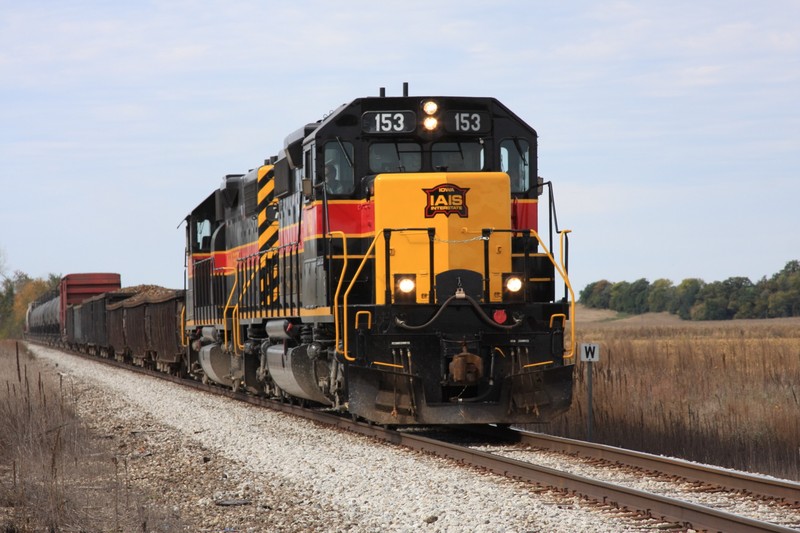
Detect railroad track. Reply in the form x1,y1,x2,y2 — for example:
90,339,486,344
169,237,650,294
503,429,800,504
30,342,800,533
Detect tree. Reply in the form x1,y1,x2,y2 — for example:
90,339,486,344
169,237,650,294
723,276,757,319
691,281,728,320
580,280,613,308
607,279,650,314
608,281,631,312
0,278,13,337
0,271,60,339
647,278,675,313
670,278,705,320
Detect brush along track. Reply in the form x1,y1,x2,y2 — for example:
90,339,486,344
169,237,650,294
31,343,800,533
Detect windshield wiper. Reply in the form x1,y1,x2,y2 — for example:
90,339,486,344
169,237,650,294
336,136,353,168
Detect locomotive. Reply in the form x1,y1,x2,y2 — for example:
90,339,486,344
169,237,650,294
26,86,576,426
184,86,576,424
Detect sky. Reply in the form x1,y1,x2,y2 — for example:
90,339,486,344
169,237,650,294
1,0,798,296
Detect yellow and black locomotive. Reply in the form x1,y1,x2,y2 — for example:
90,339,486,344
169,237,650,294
185,87,576,425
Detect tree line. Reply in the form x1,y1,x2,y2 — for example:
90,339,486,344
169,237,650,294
580,260,800,320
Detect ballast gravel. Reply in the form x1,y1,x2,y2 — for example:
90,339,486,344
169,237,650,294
472,446,800,529
29,345,680,532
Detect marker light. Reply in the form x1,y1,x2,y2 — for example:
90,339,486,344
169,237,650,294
422,100,438,115
505,276,523,293
423,116,439,131
398,278,416,293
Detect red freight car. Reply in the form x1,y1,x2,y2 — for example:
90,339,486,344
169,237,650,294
58,273,121,341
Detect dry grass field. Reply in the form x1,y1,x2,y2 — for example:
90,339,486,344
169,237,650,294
544,305,800,481
0,340,181,532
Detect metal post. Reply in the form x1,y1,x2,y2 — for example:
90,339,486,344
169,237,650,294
587,360,593,441
579,343,599,442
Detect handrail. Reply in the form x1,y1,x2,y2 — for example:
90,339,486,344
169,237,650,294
327,231,349,360
234,255,264,351
220,269,238,352
341,230,383,362
340,227,430,362
180,303,187,347
526,228,576,359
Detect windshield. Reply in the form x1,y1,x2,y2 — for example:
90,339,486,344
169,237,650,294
432,142,484,171
369,142,421,172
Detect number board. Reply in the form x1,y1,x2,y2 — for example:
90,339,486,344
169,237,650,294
362,111,416,133
443,111,491,134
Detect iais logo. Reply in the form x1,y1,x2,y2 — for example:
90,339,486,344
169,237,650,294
423,183,470,218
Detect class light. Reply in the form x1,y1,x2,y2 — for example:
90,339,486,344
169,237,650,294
505,276,523,293
423,116,439,131
422,100,438,115
398,278,416,293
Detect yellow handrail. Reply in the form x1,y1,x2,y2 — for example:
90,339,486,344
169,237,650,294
180,303,187,347
525,229,576,359
328,231,349,360
558,229,576,359
221,270,238,352
341,230,383,362
234,257,264,351
355,310,372,330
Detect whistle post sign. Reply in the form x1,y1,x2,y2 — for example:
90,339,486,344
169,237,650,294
580,343,600,362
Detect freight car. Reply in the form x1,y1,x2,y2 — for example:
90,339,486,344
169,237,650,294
25,277,185,373
26,273,122,345
183,85,577,425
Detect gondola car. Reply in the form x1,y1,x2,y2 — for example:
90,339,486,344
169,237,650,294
184,86,577,425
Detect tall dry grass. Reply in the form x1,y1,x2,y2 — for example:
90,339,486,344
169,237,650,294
544,319,800,480
0,340,181,532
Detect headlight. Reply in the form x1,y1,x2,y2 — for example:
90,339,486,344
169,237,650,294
398,278,415,293
394,274,417,304
502,273,525,303
422,100,438,115
423,116,439,131
505,276,523,293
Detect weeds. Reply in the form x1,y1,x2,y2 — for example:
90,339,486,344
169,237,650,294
0,340,182,532
545,318,800,480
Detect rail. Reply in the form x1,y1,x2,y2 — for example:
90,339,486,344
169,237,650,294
512,430,800,504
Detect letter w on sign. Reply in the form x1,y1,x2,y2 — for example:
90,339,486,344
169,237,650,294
579,343,600,362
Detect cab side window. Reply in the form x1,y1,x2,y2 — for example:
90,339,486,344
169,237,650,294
323,141,355,195
195,219,211,252
500,139,530,193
